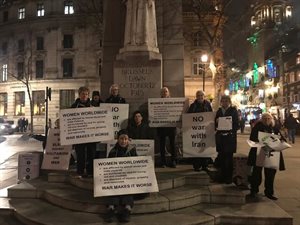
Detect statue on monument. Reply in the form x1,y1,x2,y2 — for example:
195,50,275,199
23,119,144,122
122,0,158,52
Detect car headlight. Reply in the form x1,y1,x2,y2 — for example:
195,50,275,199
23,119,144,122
11,124,16,129
0,125,5,129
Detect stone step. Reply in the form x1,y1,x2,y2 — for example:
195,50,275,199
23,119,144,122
0,214,25,225
47,167,210,191
7,197,293,225
7,179,245,214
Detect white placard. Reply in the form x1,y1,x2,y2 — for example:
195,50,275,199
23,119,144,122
18,153,40,180
41,128,72,170
258,131,291,151
256,147,280,169
94,156,159,197
101,103,129,137
217,116,232,130
148,97,189,127
59,105,114,145
105,139,155,160
182,112,217,158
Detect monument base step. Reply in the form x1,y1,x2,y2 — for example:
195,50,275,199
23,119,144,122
5,197,293,225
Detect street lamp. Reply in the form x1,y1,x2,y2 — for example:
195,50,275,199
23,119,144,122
201,54,208,91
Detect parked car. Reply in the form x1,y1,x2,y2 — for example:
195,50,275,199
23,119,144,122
0,118,16,135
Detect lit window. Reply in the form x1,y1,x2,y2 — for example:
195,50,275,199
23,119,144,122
251,16,256,26
33,91,45,115
286,6,292,18
15,91,25,116
274,7,282,25
37,3,45,17
18,7,25,19
64,1,74,15
60,90,75,109
0,93,7,116
1,64,7,82
192,57,205,77
296,53,300,64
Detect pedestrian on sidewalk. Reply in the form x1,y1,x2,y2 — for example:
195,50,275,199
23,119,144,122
284,113,299,144
187,90,213,172
104,129,138,223
247,112,285,200
215,95,239,184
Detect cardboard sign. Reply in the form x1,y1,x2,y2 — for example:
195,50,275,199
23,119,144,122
182,112,216,158
94,156,159,197
59,105,114,145
101,103,129,137
18,153,40,180
41,128,72,170
148,97,189,127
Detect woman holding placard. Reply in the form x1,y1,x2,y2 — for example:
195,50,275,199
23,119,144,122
215,95,239,184
247,112,285,200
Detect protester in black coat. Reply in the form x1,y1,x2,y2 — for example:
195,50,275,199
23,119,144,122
187,90,213,171
71,86,95,177
105,84,126,103
157,87,177,168
247,113,285,200
127,111,153,140
215,95,239,184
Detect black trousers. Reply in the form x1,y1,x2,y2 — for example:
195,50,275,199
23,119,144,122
75,143,96,175
193,157,209,170
217,151,234,182
159,134,176,164
250,166,276,196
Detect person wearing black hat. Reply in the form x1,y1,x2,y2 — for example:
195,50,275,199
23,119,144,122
104,129,137,223
91,91,103,107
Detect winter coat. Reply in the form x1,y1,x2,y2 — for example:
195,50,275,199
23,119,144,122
215,106,239,153
127,122,153,139
71,98,92,108
247,121,285,170
105,95,126,104
108,143,138,158
187,99,212,113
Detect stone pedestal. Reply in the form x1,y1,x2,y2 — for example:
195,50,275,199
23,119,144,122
114,51,162,115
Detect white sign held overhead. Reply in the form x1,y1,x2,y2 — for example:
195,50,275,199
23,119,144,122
59,105,114,145
148,97,189,127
